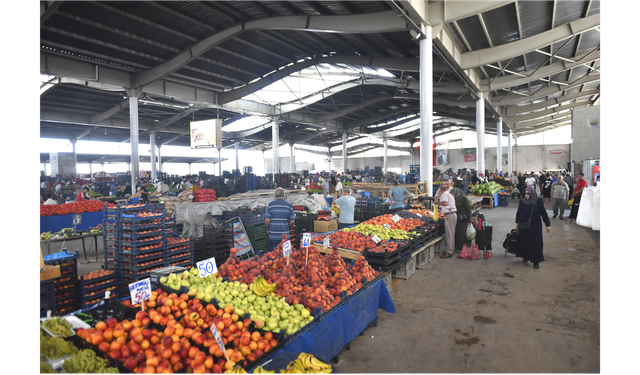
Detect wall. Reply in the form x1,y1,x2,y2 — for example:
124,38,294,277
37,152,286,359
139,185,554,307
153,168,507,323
48,152,76,176
571,105,600,172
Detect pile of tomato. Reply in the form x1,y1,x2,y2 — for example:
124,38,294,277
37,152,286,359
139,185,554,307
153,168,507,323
40,201,116,217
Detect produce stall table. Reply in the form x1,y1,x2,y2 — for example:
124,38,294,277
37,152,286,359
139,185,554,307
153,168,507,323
468,190,504,208
468,196,483,211
40,210,105,234
257,277,395,367
40,232,103,262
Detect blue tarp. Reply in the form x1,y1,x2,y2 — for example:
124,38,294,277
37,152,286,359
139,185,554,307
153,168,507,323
260,278,394,366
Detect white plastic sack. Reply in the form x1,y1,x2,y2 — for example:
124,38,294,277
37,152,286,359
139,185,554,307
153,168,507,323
576,187,596,228
590,186,600,231
466,224,476,240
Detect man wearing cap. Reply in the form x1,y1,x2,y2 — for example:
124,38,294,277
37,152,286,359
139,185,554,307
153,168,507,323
335,177,343,197
435,185,457,258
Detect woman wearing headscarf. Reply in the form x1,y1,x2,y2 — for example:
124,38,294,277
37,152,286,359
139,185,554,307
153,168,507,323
330,176,337,195
515,187,551,269
449,187,472,252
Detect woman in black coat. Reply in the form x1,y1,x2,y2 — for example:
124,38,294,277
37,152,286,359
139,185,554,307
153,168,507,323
515,187,551,269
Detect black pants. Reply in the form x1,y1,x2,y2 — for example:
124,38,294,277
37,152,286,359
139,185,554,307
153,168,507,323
338,222,353,230
568,195,582,220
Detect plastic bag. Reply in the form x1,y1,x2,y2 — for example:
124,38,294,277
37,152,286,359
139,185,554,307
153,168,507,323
459,244,470,259
466,224,476,240
468,244,481,260
433,204,439,222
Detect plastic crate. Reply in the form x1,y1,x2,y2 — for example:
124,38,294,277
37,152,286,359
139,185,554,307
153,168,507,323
121,227,164,239
245,224,267,240
498,195,509,207
40,280,56,318
393,257,416,280
166,237,192,249
168,258,194,268
43,249,80,265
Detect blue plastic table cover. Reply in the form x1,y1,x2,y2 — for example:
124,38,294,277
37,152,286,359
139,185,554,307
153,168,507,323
256,278,394,370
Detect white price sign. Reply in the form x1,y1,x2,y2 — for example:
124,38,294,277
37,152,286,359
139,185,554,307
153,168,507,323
210,325,230,361
302,233,312,248
371,235,381,243
392,214,402,223
197,257,218,278
128,279,151,305
382,224,391,229
416,213,423,217
283,240,292,257
323,235,330,249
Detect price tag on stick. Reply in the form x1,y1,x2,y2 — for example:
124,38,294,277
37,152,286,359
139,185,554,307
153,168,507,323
210,325,231,362
283,240,292,265
197,257,218,278
392,214,402,223
302,233,312,266
323,235,330,251
372,235,381,243
128,279,151,311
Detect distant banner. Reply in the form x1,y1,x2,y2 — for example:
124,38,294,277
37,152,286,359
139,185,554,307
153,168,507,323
548,149,566,155
463,148,476,162
493,153,508,166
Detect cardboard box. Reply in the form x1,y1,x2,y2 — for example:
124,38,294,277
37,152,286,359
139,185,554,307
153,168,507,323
40,247,61,281
314,220,337,233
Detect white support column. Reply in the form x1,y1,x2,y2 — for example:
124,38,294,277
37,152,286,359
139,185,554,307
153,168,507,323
419,26,433,193
497,117,503,173
476,92,485,175
342,132,348,172
235,141,239,172
327,149,332,172
128,93,140,189
150,131,157,180
508,129,513,176
157,145,162,174
383,138,388,175
218,148,222,176
71,140,78,176
290,143,295,173
89,163,92,182
272,121,279,175
189,163,191,175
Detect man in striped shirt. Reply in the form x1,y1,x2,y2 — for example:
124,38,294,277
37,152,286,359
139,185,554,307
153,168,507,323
265,188,296,252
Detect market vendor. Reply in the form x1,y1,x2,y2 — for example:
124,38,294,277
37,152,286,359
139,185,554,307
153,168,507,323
76,186,91,202
387,179,409,214
109,184,117,197
334,186,356,229
123,182,132,196
43,193,57,205
265,188,296,252
140,184,149,203
322,178,330,195
56,187,69,205
335,177,343,197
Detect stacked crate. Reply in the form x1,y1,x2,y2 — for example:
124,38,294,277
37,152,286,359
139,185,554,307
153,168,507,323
103,203,168,298
43,249,81,316
195,225,232,264
274,173,291,188
164,214,177,237
166,236,194,268
297,212,318,233
78,268,118,310
245,224,268,252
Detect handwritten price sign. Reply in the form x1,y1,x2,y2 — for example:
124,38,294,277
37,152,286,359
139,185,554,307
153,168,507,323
392,214,402,223
372,235,381,243
283,240,292,257
383,224,391,229
128,279,151,305
302,233,312,248
416,213,423,217
210,324,230,361
197,257,218,278
323,235,330,250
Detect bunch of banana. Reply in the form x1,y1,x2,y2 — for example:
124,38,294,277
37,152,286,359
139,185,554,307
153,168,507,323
250,276,277,296
224,365,247,374
254,366,275,373
279,353,332,373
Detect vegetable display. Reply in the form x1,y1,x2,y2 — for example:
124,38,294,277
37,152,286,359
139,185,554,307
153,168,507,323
41,201,116,217
470,181,504,196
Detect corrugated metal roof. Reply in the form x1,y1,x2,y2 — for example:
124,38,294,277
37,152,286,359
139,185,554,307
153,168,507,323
553,1,588,28
482,2,520,47
518,1,553,39
455,15,490,51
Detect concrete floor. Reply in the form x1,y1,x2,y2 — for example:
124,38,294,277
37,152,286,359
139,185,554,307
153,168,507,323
67,196,600,373
332,197,600,373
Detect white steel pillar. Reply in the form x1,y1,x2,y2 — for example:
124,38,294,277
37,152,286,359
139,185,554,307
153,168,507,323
290,143,295,173
383,138,388,175
89,163,92,182
327,149,332,172
476,92,485,175
342,132,348,172
189,163,191,175
419,26,433,194
497,117,503,173
150,131,157,180
128,92,140,189
272,121,279,175
218,148,222,176
71,140,78,176
157,145,162,174
508,130,513,176
235,141,239,172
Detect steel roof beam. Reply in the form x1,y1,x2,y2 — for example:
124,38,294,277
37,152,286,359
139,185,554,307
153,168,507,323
424,0,516,25
491,75,599,107
41,1,62,25
513,114,572,130
504,101,593,124
135,11,408,88
257,30,314,56
146,2,217,33
153,107,202,130
159,134,185,146
499,89,598,117
347,105,419,129
90,99,130,124
458,14,600,70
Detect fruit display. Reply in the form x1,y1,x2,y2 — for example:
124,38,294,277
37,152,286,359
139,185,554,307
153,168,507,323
303,182,323,194
42,316,75,337
470,181,504,196
408,208,444,221
366,241,402,254
251,276,277,296
344,223,417,242
77,288,283,373
41,334,79,359
41,201,116,217
280,353,332,373
62,349,120,373
313,231,378,252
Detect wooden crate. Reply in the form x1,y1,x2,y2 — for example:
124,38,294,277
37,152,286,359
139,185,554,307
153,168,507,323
314,243,362,261
469,194,495,208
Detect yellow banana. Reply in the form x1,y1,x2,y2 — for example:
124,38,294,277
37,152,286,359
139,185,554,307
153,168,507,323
254,366,275,374
309,357,331,370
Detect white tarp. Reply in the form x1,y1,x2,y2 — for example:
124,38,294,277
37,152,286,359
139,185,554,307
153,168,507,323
175,190,327,238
